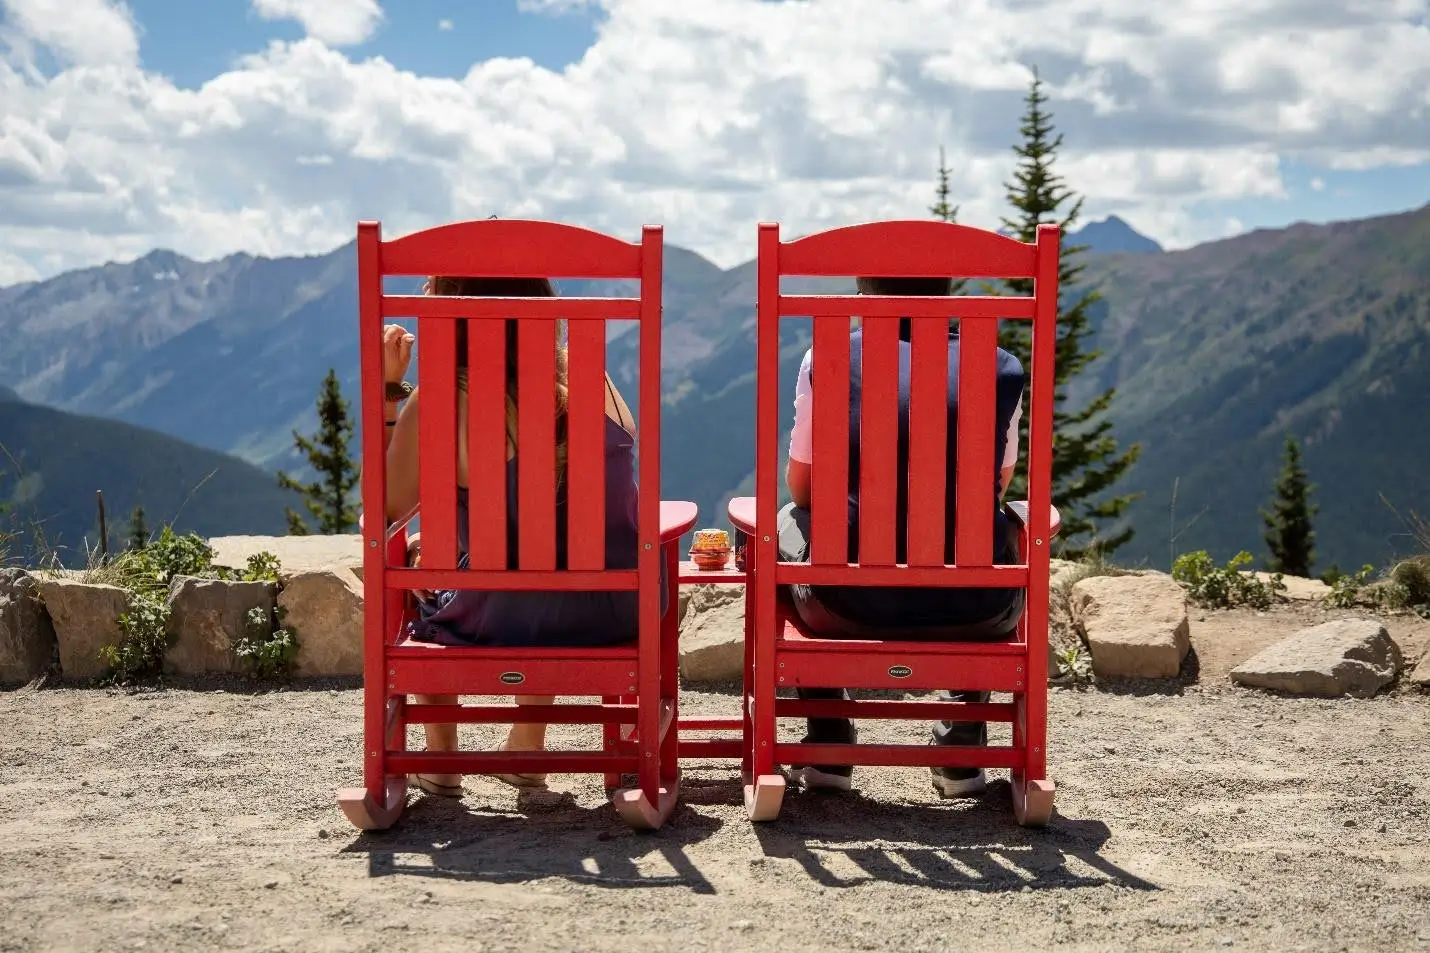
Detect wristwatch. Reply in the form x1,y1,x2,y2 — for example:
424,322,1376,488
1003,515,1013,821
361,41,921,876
385,380,415,402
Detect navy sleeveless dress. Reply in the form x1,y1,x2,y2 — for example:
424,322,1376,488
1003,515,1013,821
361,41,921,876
407,415,662,647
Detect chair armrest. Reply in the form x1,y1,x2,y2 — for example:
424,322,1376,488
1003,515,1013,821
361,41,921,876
1004,501,1061,539
660,501,699,542
727,496,756,535
359,507,419,545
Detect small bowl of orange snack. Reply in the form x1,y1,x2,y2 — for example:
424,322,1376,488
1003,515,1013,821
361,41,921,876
689,528,731,570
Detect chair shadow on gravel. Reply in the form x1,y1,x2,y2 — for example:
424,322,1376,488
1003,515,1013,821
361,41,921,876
752,780,1158,894
344,783,725,894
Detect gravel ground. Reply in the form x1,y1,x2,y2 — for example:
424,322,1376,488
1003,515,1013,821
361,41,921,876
3,610,1429,953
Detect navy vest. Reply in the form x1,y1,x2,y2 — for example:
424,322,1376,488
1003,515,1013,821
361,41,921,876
409,415,658,647
811,324,1026,628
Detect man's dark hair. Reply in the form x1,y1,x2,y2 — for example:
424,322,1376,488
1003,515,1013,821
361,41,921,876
856,276,953,296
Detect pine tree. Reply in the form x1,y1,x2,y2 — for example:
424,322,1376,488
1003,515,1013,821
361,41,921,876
126,505,149,551
277,369,360,535
929,145,968,296
998,69,1141,559
930,146,958,223
1261,434,1316,576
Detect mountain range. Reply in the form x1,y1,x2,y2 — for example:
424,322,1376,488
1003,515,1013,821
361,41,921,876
1,208,1425,573
0,386,291,563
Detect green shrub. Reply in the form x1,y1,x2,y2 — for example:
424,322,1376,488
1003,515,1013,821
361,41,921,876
234,604,299,679
239,551,282,584
86,525,288,684
1052,644,1093,684
140,527,217,585
1172,550,1284,610
100,591,173,685
1324,564,1375,608
1373,557,1430,617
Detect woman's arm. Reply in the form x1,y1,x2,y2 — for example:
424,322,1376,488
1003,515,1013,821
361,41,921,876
386,387,421,523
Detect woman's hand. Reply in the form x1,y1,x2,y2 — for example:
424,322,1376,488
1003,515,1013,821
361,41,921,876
383,324,415,384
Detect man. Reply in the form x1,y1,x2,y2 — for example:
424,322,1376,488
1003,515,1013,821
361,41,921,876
778,275,1027,796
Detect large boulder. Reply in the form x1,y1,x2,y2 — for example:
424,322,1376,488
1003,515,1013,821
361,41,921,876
1248,571,1328,602
35,578,131,682
278,568,364,677
679,584,745,683
1411,650,1430,691
209,534,366,581
0,569,57,684
1071,572,1190,678
1230,619,1402,698
166,576,278,675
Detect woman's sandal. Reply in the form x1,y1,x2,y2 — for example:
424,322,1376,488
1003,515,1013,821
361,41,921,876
410,772,464,798
482,741,549,790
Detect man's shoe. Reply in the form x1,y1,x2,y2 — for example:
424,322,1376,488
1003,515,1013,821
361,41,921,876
792,724,858,792
930,762,987,798
929,719,988,798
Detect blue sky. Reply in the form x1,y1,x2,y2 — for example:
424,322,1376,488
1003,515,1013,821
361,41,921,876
123,0,600,86
0,0,1426,283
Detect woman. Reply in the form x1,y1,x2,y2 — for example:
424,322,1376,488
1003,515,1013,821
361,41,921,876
381,275,649,796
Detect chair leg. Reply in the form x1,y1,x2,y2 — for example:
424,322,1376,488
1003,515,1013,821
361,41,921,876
337,778,407,831
614,552,681,832
601,694,623,792
612,781,680,830
742,585,785,822
659,542,680,784
1010,686,1054,827
338,699,407,830
740,594,754,779
1010,774,1055,827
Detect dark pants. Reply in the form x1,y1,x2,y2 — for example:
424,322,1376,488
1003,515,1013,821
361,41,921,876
777,502,1020,746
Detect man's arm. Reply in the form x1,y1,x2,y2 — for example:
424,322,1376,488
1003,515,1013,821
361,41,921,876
787,459,811,509
1000,395,1022,501
785,349,814,508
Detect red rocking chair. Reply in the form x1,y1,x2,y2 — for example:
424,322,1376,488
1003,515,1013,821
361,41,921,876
732,220,1062,826
337,218,697,832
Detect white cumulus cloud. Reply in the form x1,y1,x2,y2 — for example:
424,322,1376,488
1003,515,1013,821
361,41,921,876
0,0,138,66
250,0,383,47
0,0,1427,282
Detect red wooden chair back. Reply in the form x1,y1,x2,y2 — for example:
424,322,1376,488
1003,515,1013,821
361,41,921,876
734,219,1061,825
338,218,694,832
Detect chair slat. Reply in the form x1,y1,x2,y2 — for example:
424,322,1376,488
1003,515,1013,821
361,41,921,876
417,318,459,570
955,318,997,566
810,317,849,565
858,316,899,566
781,295,1034,320
517,319,559,570
906,318,949,566
565,319,606,571
466,320,508,570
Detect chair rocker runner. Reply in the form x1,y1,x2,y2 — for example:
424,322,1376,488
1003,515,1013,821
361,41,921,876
731,219,1063,826
336,217,697,832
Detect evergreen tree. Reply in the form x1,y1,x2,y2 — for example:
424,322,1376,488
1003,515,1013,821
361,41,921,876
278,368,360,535
997,69,1141,559
126,505,149,551
1261,434,1316,576
930,146,958,223
930,146,967,295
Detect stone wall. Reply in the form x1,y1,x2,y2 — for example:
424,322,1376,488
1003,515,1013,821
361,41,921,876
1,537,1423,697
0,535,365,685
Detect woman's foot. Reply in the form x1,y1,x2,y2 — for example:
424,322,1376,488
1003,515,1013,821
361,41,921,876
410,772,464,797
483,739,549,790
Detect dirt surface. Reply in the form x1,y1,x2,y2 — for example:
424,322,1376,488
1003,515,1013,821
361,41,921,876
3,609,1429,953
